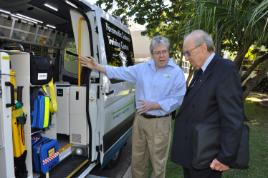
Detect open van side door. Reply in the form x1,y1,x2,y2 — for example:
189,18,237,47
69,8,101,164
93,10,136,167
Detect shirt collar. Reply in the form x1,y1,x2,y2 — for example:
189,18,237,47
148,58,176,70
201,52,215,72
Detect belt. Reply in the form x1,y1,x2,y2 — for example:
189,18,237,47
141,113,170,119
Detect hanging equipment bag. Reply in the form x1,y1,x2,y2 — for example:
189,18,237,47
30,55,53,85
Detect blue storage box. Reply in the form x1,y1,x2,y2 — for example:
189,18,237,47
32,136,59,173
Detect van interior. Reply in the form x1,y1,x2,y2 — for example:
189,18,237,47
0,0,96,177
0,0,92,83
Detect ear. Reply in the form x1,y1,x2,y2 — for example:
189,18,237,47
201,43,208,52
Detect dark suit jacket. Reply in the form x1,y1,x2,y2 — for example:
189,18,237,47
171,54,244,169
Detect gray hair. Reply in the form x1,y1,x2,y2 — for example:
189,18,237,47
150,36,170,54
185,29,215,52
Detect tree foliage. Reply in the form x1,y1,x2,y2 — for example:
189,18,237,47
96,0,268,99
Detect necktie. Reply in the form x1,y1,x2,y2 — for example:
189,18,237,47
187,69,203,92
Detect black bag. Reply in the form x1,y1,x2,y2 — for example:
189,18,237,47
192,123,249,169
230,124,249,169
30,55,53,85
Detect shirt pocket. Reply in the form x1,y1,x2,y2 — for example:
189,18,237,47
153,74,172,93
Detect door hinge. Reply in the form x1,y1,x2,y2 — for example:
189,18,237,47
96,145,102,152
95,26,98,33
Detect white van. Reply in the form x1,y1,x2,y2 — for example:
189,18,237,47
0,0,135,177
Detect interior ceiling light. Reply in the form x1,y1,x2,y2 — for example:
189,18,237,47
65,0,78,8
0,9,11,14
15,13,43,24
46,24,56,29
11,14,37,24
44,3,58,11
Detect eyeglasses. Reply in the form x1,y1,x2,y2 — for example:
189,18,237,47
153,49,168,56
183,44,202,57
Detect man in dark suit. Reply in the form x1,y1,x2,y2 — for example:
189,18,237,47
171,29,244,178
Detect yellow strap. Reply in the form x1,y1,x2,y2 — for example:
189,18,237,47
78,17,85,87
43,96,50,128
10,70,26,157
10,70,27,157
12,107,26,157
13,107,24,117
42,84,48,94
48,79,58,113
42,79,57,113
10,70,17,99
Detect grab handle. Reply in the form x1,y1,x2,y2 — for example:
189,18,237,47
105,90,114,96
5,81,15,107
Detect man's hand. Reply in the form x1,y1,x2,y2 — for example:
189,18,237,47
137,100,160,114
210,158,230,172
80,56,97,69
79,56,106,73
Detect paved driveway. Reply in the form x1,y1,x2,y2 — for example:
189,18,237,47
87,137,132,178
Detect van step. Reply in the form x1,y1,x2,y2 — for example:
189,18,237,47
49,155,89,178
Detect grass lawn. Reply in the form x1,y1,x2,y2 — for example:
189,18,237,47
166,95,268,178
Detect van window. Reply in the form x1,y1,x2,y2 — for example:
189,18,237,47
64,39,78,75
101,18,134,68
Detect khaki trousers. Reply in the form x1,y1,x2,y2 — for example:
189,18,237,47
131,114,171,178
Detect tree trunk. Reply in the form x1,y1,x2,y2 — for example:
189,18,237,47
215,0,222,54
242,60,268,100
234,43,251,70
186,66,194,86
241,53,268,82
215,30,222,54
179,51,183,67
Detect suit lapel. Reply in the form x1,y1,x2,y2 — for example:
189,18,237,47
178,56,220,114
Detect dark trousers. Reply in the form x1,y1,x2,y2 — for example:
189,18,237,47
183,167,222,178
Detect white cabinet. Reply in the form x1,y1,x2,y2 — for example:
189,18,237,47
56,84,70,135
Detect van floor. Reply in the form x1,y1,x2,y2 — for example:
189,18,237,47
49,155,89,178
